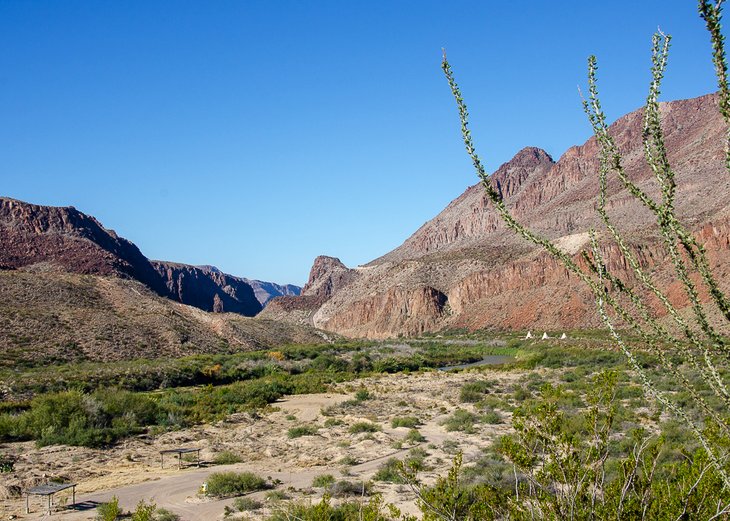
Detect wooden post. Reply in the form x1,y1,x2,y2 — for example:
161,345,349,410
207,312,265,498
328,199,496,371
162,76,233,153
47,493,51,515
25,493,29,514
72,485,76,508
178,452,182,470
197,449,201,468
161,452,164,469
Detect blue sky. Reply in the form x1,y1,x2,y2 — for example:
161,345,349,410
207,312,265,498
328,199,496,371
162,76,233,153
0,1,722,285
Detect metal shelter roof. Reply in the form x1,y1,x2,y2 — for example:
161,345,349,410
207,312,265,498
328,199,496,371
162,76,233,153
159,447,200,455
26,483,76,496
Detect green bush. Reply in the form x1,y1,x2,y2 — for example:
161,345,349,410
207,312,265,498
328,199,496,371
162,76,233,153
324,417,344,427
312,474,336,488
5,389,161,448
205,471,268,498
329,479,371,497
442,409,479,433
339,455,359,466
373,458,404,483
287,425,318,438
354,387,371,401
391,416,420,428
154,509,180,521
267,494,395,521
213,450,243,465
482,410,502,425
96,496,121,521
460,381,493,403
131,500,156,521
349,421,381,434
0,453,15,473
265,489,289,501
405,428,426,444
232,496,262,511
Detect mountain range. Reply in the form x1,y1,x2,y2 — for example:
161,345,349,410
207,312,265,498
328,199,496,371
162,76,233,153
0,197,311,364
262,92,730,337
0,197,300,313
2,92,729,353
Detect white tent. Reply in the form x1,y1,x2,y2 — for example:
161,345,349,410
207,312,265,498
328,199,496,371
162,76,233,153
560,333,567,339
541,332,549,340
525,331,533,339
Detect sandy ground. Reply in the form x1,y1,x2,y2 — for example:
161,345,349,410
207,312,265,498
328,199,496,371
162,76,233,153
1,368,524,520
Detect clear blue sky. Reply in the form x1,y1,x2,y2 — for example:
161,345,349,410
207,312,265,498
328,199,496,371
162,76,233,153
0,1,722,285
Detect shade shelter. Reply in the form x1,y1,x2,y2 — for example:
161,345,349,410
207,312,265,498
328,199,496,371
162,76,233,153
160,447,201,469
25,482,76,515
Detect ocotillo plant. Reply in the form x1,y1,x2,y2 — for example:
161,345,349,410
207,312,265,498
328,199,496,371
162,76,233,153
442,0,730,487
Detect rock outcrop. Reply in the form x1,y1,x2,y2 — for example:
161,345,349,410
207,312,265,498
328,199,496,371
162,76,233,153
152,262,262,316
301,256,359,299
270,92,730,337
261,255,358,325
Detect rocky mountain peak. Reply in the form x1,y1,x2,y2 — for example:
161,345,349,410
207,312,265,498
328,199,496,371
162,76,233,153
491,146,554,200
0,197,167,294
301,256,358,300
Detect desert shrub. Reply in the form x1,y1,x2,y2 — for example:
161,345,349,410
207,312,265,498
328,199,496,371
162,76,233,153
354,387,371,401
232,496,262,511
478,394,510,412
373,458,405,483
94,388,160,426
3,389,161,447
391,416,420,428
205,471,268,498
442,409,479,433
265,489,289,501
339,455,359,466
312,474,336,488
349,353,373,372
268,494,396,521
154,509,180,521
0,453,15,472
405,447,429,472
562,370,578,383
462,451,514,491
131,499,156,521
372,356,424,374
213,450,243,465
481,409,502,425
329,479,371,497
412,454,503,521
349,421,381,434
287,425,318,438
309,354,348,372
460,381,493,403
405,428,426,444
441,439,460,454
96,496,121,521
511,387,530,402
324,417,343,427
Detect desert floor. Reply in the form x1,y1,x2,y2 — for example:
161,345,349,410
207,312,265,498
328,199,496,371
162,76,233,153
1,367,528,520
